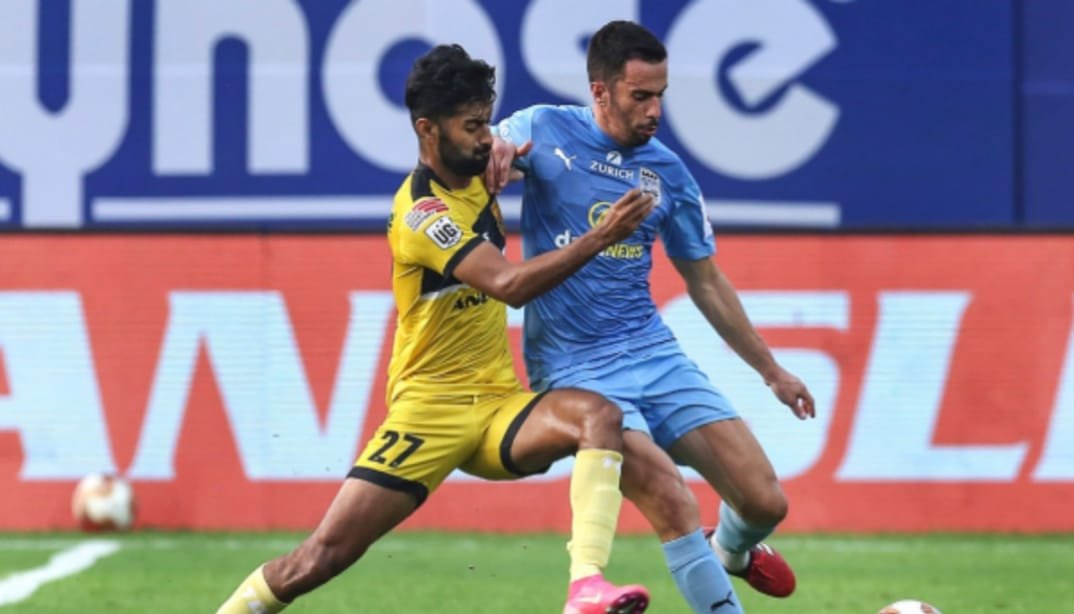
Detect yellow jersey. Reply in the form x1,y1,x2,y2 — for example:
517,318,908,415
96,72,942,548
385,164,522,402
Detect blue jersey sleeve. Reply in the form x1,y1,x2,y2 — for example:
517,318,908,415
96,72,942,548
496,105,553,174
660,171,716,260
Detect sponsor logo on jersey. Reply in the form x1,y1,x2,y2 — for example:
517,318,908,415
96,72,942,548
425,216,462,249
551,201,643,259
554,228,575,249
452,291,490,311
606,151,623,165
640,167,662,202
600,243,644,259
405,199,448,230
589,160,634,180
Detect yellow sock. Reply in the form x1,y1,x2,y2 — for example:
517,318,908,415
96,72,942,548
567,448,624,581
216,565,288,614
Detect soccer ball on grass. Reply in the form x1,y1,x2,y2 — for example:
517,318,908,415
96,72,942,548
878,600,942,614
71,473,136,531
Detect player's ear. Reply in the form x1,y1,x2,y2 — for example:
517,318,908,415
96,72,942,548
414,117,436,141
590,81,608,107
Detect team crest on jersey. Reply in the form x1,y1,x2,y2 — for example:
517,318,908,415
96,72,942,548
639,167,661,202
405,198,448,230
425,216,463,249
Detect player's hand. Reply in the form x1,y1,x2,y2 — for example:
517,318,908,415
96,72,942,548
483,137,532,194
593,188,654,244
765,367,815,420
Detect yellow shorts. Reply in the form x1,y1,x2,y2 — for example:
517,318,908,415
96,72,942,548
350,390,548,505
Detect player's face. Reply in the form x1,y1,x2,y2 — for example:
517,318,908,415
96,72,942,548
604,59,667,147
437,103,494,177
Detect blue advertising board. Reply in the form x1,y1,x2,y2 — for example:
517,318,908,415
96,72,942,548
0,0,1051,230
1022,1,1074,228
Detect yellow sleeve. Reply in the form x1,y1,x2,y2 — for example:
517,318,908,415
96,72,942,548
397,197,484,277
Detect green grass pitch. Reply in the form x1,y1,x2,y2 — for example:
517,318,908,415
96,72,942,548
1,532,1071,612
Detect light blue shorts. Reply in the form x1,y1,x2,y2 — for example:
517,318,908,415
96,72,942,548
537,345,738,450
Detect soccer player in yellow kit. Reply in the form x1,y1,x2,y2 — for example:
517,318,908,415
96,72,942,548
216,44,655,614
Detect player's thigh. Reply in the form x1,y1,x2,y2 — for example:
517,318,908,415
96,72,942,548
640,351,785,513
544,363,651,439
508,387,625,467
352,398,476,505
461,389,619,479
459,391,550,480
619,430,700,540
638,350,739,449
667,418,784,515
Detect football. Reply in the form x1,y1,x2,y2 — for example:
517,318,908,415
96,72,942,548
878,600,943,614
71,473,136,531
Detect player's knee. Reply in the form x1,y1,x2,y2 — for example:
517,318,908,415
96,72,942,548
737,489,788,528
577,395,624,448
585,397,623,431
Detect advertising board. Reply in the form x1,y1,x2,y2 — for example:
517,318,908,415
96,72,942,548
2,234,1072,531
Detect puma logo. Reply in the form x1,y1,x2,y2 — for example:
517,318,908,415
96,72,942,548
710,590,736,611
553,147,576,171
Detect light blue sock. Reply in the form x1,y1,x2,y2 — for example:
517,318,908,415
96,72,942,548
662,529,743,614
715,501,775,555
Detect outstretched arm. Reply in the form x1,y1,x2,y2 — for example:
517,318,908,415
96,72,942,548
671,256,815,419
455,189,653,308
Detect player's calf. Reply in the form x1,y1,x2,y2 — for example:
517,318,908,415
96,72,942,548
264,536,362,602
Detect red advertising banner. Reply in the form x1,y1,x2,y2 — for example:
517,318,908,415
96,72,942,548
1,234,1072,532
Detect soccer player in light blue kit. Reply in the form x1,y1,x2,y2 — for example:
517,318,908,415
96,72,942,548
489,20,816,613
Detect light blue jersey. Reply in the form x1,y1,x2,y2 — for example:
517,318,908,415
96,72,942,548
501,104,746,614
498,104,714,386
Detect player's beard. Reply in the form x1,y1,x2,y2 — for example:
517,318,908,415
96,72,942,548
608,98,658,147
625,118,658,147
438,132,491,177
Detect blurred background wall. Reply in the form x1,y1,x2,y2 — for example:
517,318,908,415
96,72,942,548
1,0,1073,532
1,0,1071,230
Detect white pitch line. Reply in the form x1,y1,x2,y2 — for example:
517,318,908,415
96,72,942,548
0,539,120,606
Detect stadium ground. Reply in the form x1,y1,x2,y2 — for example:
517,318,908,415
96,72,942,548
0,532,1069,612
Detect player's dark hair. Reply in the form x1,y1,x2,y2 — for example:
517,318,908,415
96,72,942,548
405,44,496,124
587,20,667,83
